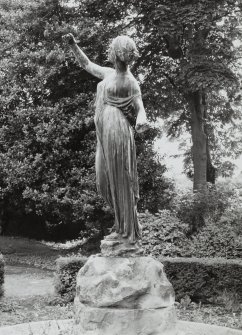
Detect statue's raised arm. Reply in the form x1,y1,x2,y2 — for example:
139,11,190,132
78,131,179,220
62,33,113,79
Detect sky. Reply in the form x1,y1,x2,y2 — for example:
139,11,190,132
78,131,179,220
155,135,192,189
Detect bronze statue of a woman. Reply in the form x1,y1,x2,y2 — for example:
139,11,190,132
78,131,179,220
63,34,147,244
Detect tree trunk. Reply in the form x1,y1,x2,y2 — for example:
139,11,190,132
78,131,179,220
205,130,216,184
187,90,207,192
202,92,216,184
186,90,207,233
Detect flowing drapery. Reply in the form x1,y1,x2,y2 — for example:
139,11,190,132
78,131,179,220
94,79,141,242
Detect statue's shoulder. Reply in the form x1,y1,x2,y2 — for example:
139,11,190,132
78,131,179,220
98,71,114,86
127,73,141,94
103,67,115,78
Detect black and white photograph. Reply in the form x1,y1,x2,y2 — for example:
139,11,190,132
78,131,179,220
0,0,242,334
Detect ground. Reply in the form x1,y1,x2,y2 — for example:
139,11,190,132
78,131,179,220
0,296,73,326
0,236,73,326
0,236,242,330
0,236,62,270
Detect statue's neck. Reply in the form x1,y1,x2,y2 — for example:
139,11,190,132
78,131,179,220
115,59,128,73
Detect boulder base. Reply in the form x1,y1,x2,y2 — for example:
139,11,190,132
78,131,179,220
75,255,175,309
74,255,178,335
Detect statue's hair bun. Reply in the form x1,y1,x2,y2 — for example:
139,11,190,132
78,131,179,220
109,36,139,65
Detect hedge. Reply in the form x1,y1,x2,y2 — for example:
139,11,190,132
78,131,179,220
54,256,242,304
55,255,87,301
161,257,242,303
0,254,4,297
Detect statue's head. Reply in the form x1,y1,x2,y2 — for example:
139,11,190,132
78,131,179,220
108,35,139,66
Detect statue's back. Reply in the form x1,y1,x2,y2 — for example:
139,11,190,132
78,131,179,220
105,73,139,99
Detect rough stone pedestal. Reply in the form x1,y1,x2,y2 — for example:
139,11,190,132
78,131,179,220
73,252,181,335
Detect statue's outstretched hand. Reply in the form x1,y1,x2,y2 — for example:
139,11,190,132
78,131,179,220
62,33,76,45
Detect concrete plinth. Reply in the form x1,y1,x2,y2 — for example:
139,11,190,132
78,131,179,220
74,303,177,335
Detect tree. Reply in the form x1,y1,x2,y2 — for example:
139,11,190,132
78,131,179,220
182,90,242,181
73,0,242,191
0,0,173,239
0,0,109,239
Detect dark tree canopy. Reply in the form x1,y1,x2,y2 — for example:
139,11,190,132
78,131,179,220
0,0,173,240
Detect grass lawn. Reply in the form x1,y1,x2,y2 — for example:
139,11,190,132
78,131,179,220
177,303,242,330
0,236,69,270
0,296,72,327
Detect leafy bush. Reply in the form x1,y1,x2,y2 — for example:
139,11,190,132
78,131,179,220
161,257,242,303
55,256,87,302
0,254,4,297
139,207,242,259
140,210,189,257
173,183,242,231
216,289,241,313
0,95,114,240
218,180,242,229
172,186,228,231
183,220,242,258
167,182,242,258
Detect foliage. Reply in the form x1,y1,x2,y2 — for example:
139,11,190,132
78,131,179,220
77,0,241,90
216,289,241,313
136,134,175,213
141,210,242,259
55,255,87,302
172,182,242,229
140,180,242,259
172,186,227,228
218,180,242,227
161,257,242,303
140,210,189,257
184,220,242,258
168,182,242,257
0,0,172,240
